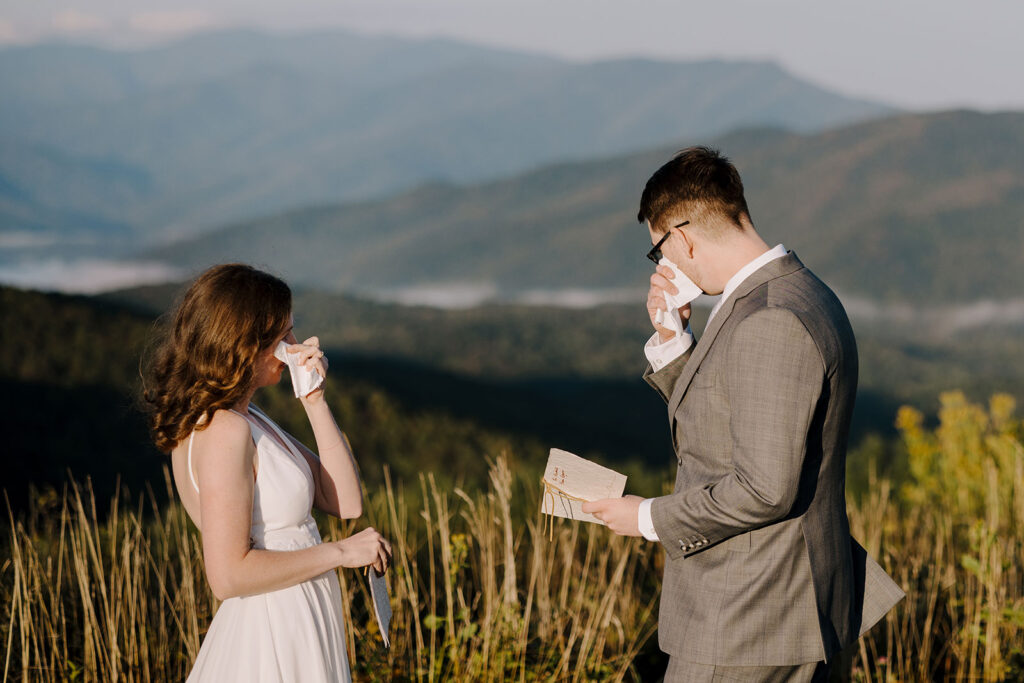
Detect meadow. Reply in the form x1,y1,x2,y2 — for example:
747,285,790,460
3,391,1022,682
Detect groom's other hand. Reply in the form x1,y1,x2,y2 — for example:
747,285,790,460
582,495,644,536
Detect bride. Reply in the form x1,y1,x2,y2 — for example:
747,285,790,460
143,263,390,682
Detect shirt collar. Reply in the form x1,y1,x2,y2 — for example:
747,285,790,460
720,243,788,303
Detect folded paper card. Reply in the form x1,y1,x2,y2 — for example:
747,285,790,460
367,567,392,649
274,341,324,398
541,448,627,527
654,256,703,336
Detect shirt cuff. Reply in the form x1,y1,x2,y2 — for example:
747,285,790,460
638,498,659,542
643,326,694,372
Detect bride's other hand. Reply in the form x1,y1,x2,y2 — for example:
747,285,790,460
335,527,392,573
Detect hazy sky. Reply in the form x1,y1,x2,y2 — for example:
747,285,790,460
1,0,1022,111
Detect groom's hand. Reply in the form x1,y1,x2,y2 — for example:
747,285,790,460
581,495,644,537
647,265,690,343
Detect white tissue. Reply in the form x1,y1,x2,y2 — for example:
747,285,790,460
654,257,703,335
274,341,324,398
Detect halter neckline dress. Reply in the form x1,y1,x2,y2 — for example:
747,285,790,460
184,405,352,682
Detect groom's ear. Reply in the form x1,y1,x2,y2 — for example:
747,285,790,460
674,225,696,259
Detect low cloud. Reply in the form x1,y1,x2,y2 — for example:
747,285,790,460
515,288,643,309
0,259,185,294
839,292,1024,332
0,231,60,249
53,10,109,34
365,283,500,309
0,18,19,43
129,10,216,35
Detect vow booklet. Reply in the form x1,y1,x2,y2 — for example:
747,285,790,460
541,448,627,526
367,567,392,648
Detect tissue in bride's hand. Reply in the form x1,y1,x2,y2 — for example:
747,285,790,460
274,341,324,398
654,257,703,334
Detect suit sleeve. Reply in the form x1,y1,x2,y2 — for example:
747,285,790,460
650,307,825,561
643,344,695,404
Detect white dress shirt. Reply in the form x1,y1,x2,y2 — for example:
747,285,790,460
638,244,787,542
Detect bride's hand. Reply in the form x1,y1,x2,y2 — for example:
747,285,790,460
334,527,393,574
288,336,329,403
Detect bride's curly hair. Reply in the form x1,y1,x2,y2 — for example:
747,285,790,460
142,264,292,453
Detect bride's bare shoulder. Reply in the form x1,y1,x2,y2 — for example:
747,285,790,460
194,409,254,455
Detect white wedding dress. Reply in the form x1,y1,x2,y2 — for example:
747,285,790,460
185,405,352,682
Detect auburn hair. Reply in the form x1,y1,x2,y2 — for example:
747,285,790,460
142,264,292,453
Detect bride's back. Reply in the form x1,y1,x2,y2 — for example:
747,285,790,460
170,440,203,529
168,408,256,532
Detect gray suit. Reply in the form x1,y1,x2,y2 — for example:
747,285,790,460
644,252,904,667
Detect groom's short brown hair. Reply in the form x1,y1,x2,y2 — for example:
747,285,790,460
637,146,751,235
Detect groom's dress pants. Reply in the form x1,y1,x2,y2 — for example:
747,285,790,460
664,657,831,683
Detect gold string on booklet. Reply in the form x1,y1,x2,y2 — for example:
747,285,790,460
540,477,590,541
540,448,627,540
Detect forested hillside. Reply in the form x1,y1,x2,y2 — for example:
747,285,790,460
0,286,669,512
6,275,1023,513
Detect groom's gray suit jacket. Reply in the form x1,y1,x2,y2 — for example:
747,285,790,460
644,252,904,666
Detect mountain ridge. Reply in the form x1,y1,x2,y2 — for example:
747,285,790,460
147,109,1024,305
0,29,893,245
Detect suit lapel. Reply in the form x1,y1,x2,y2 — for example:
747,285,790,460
666,252,805,427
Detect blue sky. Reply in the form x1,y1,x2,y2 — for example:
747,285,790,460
1,0,1021,110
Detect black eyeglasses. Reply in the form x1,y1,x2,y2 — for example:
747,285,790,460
646,220,690,264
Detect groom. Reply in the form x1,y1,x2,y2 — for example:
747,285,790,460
583,147,903,681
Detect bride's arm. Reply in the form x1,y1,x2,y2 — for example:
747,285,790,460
290,398,363,519
194,410,383,600
285,338,364,520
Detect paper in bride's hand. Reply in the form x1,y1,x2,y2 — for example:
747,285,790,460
367,568,391,649
274,341,324,398
541,448,627,526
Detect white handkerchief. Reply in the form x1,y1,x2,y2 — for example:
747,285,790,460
274,341,324,398
654,256,703,335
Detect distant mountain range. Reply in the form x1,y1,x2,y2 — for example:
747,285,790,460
150,110,1024,306
0,29,891,246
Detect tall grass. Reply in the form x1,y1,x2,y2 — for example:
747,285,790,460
846,392,1024,682
339,458,658,681
3,392,1023,681
2,456,656,682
